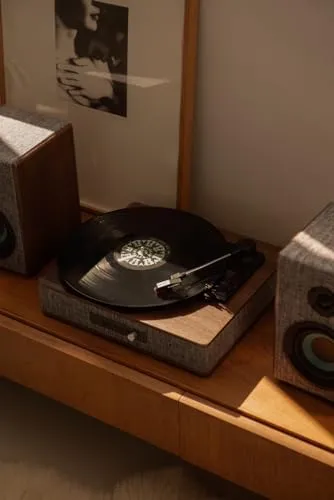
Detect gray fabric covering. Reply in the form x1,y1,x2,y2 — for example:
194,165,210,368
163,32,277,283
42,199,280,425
0,105,67,164
275,202,334,402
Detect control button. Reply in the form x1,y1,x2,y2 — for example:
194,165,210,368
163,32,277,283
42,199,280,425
127,332,137,343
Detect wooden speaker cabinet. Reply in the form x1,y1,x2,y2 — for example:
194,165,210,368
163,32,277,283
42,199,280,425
0,106,81,275
275,203,334,402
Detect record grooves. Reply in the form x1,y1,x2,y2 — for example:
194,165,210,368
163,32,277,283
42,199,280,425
57,206,229,309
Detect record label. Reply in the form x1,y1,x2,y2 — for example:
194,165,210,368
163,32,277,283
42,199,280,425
114,238,170,270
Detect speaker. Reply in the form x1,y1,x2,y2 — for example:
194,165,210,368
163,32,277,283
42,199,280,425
0,106,81,275
275,203,334,402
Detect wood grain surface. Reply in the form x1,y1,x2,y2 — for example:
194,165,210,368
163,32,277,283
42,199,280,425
177,0,200,210
0,314,181,455
137,238,276,344
180,394,334,500
0,2,5,104
0,266,332,453
16,124,81,275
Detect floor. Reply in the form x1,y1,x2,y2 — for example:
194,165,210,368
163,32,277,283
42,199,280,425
0,379,262,499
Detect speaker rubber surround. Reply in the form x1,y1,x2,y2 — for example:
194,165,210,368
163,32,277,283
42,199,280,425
0,212,16,259
284,321,334,388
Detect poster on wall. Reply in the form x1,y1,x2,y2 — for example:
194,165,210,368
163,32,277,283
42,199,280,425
1,0,199,212
55,0,128,117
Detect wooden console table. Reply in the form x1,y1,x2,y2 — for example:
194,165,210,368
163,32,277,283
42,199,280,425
0,266,333,499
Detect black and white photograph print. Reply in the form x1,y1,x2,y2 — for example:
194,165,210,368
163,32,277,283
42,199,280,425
55,0,128,117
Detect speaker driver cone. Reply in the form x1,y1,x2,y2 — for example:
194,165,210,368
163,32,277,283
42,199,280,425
0,212,15,259
284,322,334,388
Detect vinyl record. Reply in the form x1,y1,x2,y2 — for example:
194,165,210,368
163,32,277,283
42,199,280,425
57,206,228,309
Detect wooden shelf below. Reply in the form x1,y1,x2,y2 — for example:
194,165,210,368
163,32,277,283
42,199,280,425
0,261,333,499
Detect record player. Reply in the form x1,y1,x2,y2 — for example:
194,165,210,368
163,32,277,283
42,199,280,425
38,205,276,375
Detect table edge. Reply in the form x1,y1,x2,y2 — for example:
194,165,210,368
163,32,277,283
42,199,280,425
0,313,332,460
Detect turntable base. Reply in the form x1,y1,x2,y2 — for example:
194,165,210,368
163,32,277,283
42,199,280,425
38,247,275,376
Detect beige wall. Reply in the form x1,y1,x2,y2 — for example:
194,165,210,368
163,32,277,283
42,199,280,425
193,0,334,246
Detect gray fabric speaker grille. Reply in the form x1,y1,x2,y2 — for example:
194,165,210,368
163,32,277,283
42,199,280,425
0,106,67,164
275,202,334,402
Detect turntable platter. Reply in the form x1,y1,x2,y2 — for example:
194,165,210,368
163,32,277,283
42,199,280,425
57,206,228,309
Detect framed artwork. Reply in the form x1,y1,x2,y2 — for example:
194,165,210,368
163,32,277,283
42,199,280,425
0,0,200,212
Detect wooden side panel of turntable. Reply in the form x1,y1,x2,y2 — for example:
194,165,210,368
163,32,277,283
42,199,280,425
138,239,278,346
0,314,182,455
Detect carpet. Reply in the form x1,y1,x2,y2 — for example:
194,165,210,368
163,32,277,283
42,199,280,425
0,462,221,499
